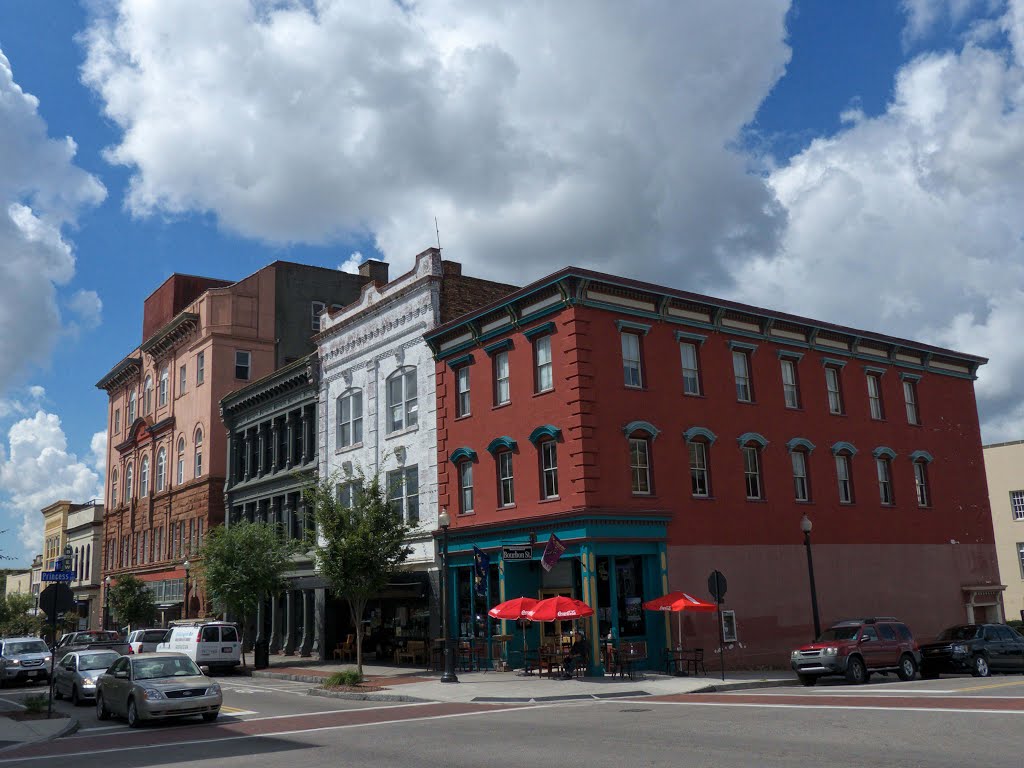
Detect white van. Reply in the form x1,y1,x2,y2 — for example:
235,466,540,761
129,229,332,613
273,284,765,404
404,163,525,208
155,622,241,671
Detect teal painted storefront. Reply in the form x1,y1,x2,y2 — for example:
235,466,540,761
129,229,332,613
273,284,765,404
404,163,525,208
442,513,670,675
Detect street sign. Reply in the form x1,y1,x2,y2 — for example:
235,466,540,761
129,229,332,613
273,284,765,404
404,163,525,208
708,570,727,603
39,583,75,616
502,545,532,561
41,570,76,582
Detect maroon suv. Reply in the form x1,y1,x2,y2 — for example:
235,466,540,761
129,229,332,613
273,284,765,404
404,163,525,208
790,617,921,686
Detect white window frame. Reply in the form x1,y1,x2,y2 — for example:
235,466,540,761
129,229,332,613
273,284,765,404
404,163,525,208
456,366,471,417
629,437,651,495
113,408,121,435
1018,543,1024,579
689,441,709,497
176,437,185,485
179,364,187,394
458,460,474,515
680,342,701,396
197,351,205,385
311,301,326,332
156,448,167,493
1011,490,1024,522
124,464,133,504
140,455,150,498
235,350,251,381
194,429,204,478
497,450,515,507
826,367,844,415
742,445,762,500
836,454,853,504
540,440,559,499
792,450,809,502
904,380,919,425
337,389,363,448
867,374,883,420
128,390,137,423
386,368,418,433
733,351,752,403
781,359,799,409
877,457,893,505
621,332,643,388
387,466,420,525
914,460,930,507
143,376,153,414
159,366,169,407
494,351,510,406
111,468,119,507
534,335,553,393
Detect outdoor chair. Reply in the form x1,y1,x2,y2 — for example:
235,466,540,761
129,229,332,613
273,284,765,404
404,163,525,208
333,634,355,662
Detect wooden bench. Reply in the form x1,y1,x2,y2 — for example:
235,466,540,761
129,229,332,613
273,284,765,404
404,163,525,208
395,639,428,666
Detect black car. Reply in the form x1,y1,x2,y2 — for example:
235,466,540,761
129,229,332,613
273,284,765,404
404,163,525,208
919,624,1024,678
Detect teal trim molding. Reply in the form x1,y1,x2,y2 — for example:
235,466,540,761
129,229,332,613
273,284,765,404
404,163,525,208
899,372,922,382
615,319,652,336
523,322,555,340
684,426,717,444
863,366,887,375
446,353,474,370
486,436,518,455
831,441,858,456
786,437,816,453
737,432,769,448
873,446,897,460
675,331,707,345
777,350,805,361
448,447,478,464
483,339,514,356
821,357,848,368
624,420,660,439
728,341,758,353
909,450,934,463
528,425,562,445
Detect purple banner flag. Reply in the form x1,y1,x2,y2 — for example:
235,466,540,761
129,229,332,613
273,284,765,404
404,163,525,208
540,533,566,572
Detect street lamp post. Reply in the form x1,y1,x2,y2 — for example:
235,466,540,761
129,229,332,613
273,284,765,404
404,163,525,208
183,559,191,620
103,575,111,631
438,508,459,684
800,514,822,639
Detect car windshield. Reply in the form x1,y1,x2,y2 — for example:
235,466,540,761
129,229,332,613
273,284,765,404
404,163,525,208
5,641,48,655
133,657,202,680
936,626,980,641
817,626,860,642
79,653,120,671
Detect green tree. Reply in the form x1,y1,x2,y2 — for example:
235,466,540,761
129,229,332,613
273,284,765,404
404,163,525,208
195,520,301,667
0,593,44,637
303,470,412,675
108,574,157,630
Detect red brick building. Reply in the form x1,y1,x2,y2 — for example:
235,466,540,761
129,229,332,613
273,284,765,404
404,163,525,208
424,267,1001,670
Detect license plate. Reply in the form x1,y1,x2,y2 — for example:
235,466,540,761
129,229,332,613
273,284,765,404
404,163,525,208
221,647,232,653
26,671,37,677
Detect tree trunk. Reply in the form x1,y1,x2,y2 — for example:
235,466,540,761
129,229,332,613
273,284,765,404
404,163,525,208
348,598,367,678
240,612,247,669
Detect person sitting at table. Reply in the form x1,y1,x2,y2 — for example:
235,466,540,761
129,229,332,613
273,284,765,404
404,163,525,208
561,635,589,679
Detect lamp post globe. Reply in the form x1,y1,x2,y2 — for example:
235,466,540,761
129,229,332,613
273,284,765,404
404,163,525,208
438,508,458,684
800,515,822,639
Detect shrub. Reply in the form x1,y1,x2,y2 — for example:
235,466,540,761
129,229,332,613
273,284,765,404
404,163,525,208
325,668,363,687
1008,619,1023,631
23,694,48,715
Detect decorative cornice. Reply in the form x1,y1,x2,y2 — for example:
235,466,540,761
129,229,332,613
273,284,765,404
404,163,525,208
483,339,514,356
909,450,934,463
448,447,478,464
872,446,897,460
528,425,562,445
831,441,859,456
141,312,200,361
221,354,317,418
96,357,142,392
486,436,518,455
683,427,717,445
623,420,660,439
728,341,758,353
523,321,555,340
675,331,707,345
446,353,475,369
737,432,769,448
786,437,816,453
615,319,652,335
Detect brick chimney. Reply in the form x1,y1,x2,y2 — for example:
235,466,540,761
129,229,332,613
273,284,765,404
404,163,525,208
358,259,389,284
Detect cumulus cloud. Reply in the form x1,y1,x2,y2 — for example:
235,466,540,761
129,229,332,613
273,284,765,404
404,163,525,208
0,411,102,557
0,385,47,420
338,252,362,275
0,50,106,393
80,0,790,285
67,289,103,331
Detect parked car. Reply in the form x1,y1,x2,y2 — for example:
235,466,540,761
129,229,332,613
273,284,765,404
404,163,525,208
156,621,240,671
919,624,1024,678
127,629,170,654
52,630,130,656
790,617,921,686
53,649,122,705
95,652,222,728
0,637,53,687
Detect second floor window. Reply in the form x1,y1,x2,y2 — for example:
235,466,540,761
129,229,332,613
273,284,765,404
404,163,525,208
877,457,893,504
235,350,251,380
867,374,884,419
143,376,153,414
903,380,920,424
177,437,185,485
914,460,930,506
194,429,204,477
113,408,120,434
337,390,363,448
159,367,169,406
743,445,762,500
494,351,510,406
680,342,701,395
792,450,809,502
156,448,167,492
124,464,133,503
179,364,187,394
826,366,844,415
629,437,651,495
621,333,643,388
1011,490,1024,521
733,351,752,402
386,466,420,525
197,351,205,384
128,390,137,423
540,440,559,499
497,450,514,507
836,454,853,503
387,369,418,432
534,335,553,392
456,366,471,417
781,359,800,409
458,460,474,515
140,455,150,497
689,442,709,497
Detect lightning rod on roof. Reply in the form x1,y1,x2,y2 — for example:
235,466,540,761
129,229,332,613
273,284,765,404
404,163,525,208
435,217,442,253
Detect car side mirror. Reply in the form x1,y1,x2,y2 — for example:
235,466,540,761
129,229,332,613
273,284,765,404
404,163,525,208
114,670,129,679
199,665,211,676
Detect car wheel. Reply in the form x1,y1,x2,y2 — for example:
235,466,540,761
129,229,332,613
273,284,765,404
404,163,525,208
798,674,817,687
127,697,142,728
71,685,81,706
202,710,219,722
971,654,991,678
845,656,867,685
897,654,918,681
96,693,110,721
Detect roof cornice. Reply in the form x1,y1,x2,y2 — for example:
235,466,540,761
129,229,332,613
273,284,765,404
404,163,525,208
95,357,142,392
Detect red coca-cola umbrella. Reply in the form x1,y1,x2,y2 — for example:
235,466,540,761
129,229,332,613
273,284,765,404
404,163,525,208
642,591,717,648
488,597,539,658
526,595,595,622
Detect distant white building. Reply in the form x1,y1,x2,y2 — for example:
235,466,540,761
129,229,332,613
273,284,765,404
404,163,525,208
66,501,105,630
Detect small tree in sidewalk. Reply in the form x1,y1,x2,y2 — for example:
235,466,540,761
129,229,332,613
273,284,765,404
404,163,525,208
108,574,157,630
303,470,412,676
196,520,301,668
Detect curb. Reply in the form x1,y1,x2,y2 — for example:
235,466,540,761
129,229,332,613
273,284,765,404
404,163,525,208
307,688,431,704
688,679,797,693
252,671,331,684
0,716,79,754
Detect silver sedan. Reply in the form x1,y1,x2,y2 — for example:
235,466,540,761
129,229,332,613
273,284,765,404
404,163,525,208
53,650,122,705
95,652,222,728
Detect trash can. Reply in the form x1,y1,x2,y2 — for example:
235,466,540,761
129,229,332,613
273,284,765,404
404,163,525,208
254,639,269,670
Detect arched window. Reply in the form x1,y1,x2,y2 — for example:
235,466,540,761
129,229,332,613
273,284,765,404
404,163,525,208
85,543,91,580
143,376,153,414
786,438,815,503
194,428,203,477
386,368,418,433
140,455,150,497
127,389,137,423
831,442,858,504
156,447,167,492
738,433,769,500
487,437,518,508
158,366,169,406
337,389,363,448
124,463,134,503
73,548,79,578
625,421,659,496
449,447,477,515
177,436,186,485
684,428,717,498
110,468,119,508
911,452,932,507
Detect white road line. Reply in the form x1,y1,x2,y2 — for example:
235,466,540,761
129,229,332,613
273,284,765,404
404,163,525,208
611,699,1024,715
723,689,1024,697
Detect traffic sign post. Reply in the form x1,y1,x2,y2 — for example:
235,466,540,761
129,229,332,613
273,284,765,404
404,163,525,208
40,571,76,582
708,570,728,682
40,580,75,719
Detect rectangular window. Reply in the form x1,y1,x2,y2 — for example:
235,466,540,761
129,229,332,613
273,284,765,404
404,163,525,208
867,374,884,420
689,442,709,497
159,366,169,406
197,518,204,547
498,451,514,507
336,481,362,509
826,366,844,415
189,518,196,554
621,333,643,388
338,390,363,448
456,366,471,417
680,342,701,395
1011,490,1024,521
877,458,893,505
196,351,205,385
179,364,187,394
733,351,752,402
1018,543,1024,579
914,461,930,507
494,351,510,406
836,455,853,503
311,301,326,332
743,446,762,499
458,461,474,515
630,438,651,495
781,359,800,409
387,369,418,432
903,380,920,424
235,350,251,380
113,408,121,434
541,441,559,499
792,451,809,502
155,527,162,562
534,335,553,393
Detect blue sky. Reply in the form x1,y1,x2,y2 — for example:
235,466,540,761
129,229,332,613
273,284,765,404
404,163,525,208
2,1,1023,567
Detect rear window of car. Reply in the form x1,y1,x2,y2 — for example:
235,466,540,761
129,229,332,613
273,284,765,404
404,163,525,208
221,627,238,643
878,624,897,641
202,626,220,642
895,624,913,642
143,630,168,642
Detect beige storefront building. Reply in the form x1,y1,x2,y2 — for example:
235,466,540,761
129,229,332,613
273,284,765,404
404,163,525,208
983,441,1024,622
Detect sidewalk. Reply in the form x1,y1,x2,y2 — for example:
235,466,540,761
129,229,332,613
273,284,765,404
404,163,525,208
0,709,78,753
250,653,796,704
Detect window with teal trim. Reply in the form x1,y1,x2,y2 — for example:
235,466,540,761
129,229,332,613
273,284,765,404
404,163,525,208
914,460,930,507
494,350,510,406
903,380,920,425
630,436,652,495
781,358,800,409
742,445,762,499
835,451,853,504
733,350,753,402
540,440,558,499
876,457,893,505
534,335,553,393
456,365,471,418
689,441,709,497
792,449,810,502
680,342,701,395
458,459,474,514
621,331,643,388
825,365,844,415
497,450,514,507
867,373,884,420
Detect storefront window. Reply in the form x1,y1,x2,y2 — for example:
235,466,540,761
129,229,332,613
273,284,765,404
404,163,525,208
616,557,646,638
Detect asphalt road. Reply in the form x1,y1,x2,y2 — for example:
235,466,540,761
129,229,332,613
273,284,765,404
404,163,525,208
2,674,1023,767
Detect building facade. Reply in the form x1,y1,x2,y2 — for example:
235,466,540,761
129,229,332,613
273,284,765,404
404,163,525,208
66,501,105,630
5,570,33,597
96,262,376,624
425,267,1000,671
42,500,72,572
316,248,515,656
221,353,321,657
982,441,1024,623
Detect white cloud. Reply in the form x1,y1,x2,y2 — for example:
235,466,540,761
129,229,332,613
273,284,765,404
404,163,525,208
90,430,108,479
67,289,103,331
0,385,47,420
0,411,102,557
338,252,362,275
0,50,105,393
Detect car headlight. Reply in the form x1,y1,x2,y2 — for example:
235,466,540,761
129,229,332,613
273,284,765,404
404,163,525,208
822,647,838,655
208,682,221,694
141,687,166,701
791,650,800,659
81,677,95,686
43,656,51,664
951,644,969,656
8,660,20,667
